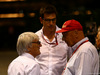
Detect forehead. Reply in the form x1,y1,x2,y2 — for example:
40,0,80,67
62,31,72,35
44,13,56,18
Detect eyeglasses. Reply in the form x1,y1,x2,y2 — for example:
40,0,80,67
32,41,41,44
43,18,56,23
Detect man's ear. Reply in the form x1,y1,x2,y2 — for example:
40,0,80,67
26,45,31,52
40,17,43,24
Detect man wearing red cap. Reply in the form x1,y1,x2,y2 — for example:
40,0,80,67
56,19,99,75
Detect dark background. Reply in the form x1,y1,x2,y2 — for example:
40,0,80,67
0,0,100,50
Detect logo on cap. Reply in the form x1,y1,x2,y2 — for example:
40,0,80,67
62,24,66,28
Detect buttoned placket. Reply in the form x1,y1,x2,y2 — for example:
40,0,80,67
42,33,57,75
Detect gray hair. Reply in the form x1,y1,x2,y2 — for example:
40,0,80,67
17,32,39,55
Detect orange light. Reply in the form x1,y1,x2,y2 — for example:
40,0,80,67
0,0,24,2
0,13,24,18
29,13,35,17
86,10,92,15
73,11,80,15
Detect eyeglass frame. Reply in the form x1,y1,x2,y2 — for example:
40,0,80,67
43,18,56,23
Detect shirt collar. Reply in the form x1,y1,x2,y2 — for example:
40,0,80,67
41,25,59,43
21,53,35,60
72,37,89,52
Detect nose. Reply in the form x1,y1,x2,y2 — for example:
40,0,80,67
49,20,53,25
40,43,42,47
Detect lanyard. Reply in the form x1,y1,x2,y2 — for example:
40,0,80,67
72,40,89,56
42,33,58,45
62,40,89,75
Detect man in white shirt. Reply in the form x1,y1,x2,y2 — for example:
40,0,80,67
8,32,41,75
35,5,69,75
56,19,99,75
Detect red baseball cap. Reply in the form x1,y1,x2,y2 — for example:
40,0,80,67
56,19,83,33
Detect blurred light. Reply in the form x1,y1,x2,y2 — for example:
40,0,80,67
73,11,80,15
29,13,35,17
0,13,24,18
0,0,24,2
86,10,92,15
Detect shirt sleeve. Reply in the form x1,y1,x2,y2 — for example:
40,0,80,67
8,62,24,75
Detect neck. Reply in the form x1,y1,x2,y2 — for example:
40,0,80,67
43,28,56,42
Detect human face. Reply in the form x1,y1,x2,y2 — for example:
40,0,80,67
40,13,56,32
62,31,75,47
28,39,41,57
96,33,100,48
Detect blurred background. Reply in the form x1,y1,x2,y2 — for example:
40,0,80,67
0,0,100,49
0,0,100,75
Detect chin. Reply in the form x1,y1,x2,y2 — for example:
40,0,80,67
68,45,72,47
67,44,73,47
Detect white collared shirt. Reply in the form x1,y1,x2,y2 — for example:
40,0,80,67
8,53,41,75
35,26,69,75
63,37,99,75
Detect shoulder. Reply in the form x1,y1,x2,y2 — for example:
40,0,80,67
35,29,42,36
8,56,40,75
14,56,38,66
9,56,39,69
78,41,98,57
80,41,96,51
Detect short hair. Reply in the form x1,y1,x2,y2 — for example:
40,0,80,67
40,4,57,19
17,32,39,55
